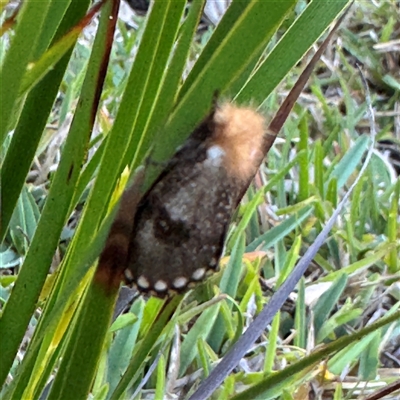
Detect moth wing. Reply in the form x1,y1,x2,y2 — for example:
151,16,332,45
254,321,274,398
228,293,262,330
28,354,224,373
126,154,237,294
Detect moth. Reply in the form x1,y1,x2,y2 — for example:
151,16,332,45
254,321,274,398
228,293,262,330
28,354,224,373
100,102,267,297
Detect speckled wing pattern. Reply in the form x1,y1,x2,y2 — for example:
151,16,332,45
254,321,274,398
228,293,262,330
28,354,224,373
125,114,242,296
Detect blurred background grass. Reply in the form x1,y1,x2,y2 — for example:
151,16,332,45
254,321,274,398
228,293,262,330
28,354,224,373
0,0,399,399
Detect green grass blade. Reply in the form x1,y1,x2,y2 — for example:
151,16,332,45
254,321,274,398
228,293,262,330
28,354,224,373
109,296,181,400
230,310,400,400
237,0,351,104
0,0,111,389
246,206,313,252
126,0,205,171
208,234,246,352
179,303,222,377
0,0,51,145
329,135,370,189
177,0,248,101
0,0,90,241
47,279,117,400
387,180,399,273
107,300,144,397
19,2,101,96
313,274,348,336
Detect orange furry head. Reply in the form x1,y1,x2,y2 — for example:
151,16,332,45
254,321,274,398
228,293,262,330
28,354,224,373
210,102,266,183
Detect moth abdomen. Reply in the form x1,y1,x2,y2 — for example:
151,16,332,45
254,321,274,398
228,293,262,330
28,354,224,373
125,102,267,296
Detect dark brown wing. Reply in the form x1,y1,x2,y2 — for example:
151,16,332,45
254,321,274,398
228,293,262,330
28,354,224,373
125,141,241,296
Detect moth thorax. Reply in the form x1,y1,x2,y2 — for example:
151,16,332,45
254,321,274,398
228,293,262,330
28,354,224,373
211,103,266,183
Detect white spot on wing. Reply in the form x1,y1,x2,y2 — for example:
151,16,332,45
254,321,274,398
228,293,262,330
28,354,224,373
192,267,206,281
137,275,150,289
206,145,225,167
173,276,188,289
124,269,134,281
154,280,168,292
